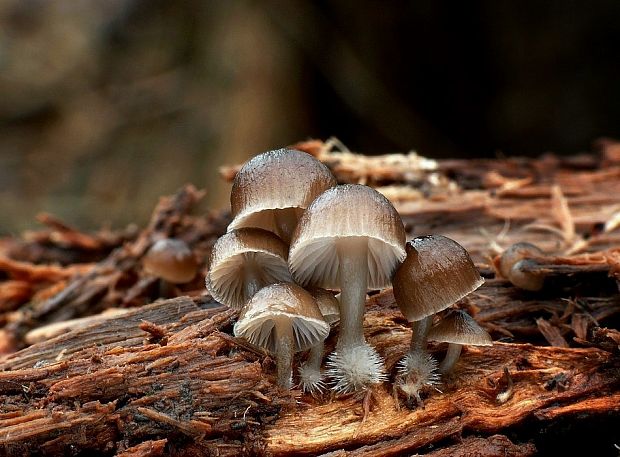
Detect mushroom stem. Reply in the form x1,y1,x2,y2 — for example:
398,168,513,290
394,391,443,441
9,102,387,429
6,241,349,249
409,316,432,353
337,237,368,349
274,322,295,389
438,343,463,374
306,341,324,372
242,263,263,303
273,208,300,244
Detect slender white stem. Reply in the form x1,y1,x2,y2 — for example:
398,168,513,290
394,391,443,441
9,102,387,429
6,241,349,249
409,316,432,354
306,341,324,372
337,238,368,349
274,323,295,389
439,343,463,374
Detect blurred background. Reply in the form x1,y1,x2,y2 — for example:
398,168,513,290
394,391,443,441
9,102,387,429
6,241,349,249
1,0,620,234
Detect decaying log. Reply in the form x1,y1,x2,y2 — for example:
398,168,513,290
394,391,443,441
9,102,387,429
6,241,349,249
1,140,620,455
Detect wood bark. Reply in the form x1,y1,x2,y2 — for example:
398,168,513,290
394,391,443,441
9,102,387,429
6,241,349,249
1,140,620,456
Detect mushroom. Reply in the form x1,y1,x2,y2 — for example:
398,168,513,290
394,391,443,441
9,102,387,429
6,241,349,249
205,228,292,309
229,148,337,244
143,238,198,296
233,282,330,389
392,235,483,402
289,184,406,392
427,309,492,374
298,288,340,394
497,242,545,291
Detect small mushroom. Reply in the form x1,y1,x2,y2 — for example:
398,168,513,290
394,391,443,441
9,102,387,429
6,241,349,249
229,148,337,243
298,288,340,394
392,235,483,401
427,309,492,374
233,283,330,389
205,228,292,309
143,238,198,296
289,184,406,392
498,242,545,291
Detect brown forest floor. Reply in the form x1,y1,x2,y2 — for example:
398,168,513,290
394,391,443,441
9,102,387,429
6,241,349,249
0,139,619,456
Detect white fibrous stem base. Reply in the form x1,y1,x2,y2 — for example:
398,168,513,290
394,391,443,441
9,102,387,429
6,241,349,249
326,343,386,394
298,342,326,395
395,350,440,406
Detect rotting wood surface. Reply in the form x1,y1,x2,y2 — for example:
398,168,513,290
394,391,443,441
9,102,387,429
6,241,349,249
1,140,620,456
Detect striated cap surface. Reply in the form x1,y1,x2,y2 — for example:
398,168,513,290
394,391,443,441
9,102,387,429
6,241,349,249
234,283,330,353
206,228,291,309
427,310,492,346
289,184,406,290
393,235,484,321
229,148,336,237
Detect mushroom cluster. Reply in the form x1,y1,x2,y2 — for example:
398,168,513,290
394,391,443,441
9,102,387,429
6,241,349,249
205,147,491,398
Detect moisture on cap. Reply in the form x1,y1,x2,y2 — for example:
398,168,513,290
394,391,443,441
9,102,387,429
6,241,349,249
206,228,292,309
228,148,337,241
393,235,484,322
233,282,330,353
143,238,198,284
427,310,492,346
289,184,406,289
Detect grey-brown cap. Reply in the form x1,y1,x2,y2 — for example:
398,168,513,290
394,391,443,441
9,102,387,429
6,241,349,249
393,235,484,322
143,238,198,283
206,228,292,309
498,242,543,279
233,283,330,353
497,242,545,291
427,310,492,346
289,184,406,289
308,287,340,325
228,148,337,241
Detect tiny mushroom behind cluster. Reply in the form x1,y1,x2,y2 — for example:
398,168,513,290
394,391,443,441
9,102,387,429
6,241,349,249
144,238,198,296
498,242,545,291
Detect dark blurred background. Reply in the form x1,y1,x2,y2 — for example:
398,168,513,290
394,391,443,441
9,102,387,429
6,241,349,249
1,0,620,234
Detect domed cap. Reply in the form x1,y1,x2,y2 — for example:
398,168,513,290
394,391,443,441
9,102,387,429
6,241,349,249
498,242,545,291
206,228,292,309
309,287,340,325
393,235,484,322
498,242,543,279
289,184,406,289
427,310,492,346
233,283,330,353
228,148,337,242
143,238,198,283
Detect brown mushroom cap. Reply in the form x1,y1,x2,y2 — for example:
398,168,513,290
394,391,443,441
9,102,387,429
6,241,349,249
498,242,544,279
289,184,406,289
206,228,291,309
427,310,492,346
308,288,340,325
233,283,330,353
393,235,484,322
143,238,198,284
228,148,337,239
